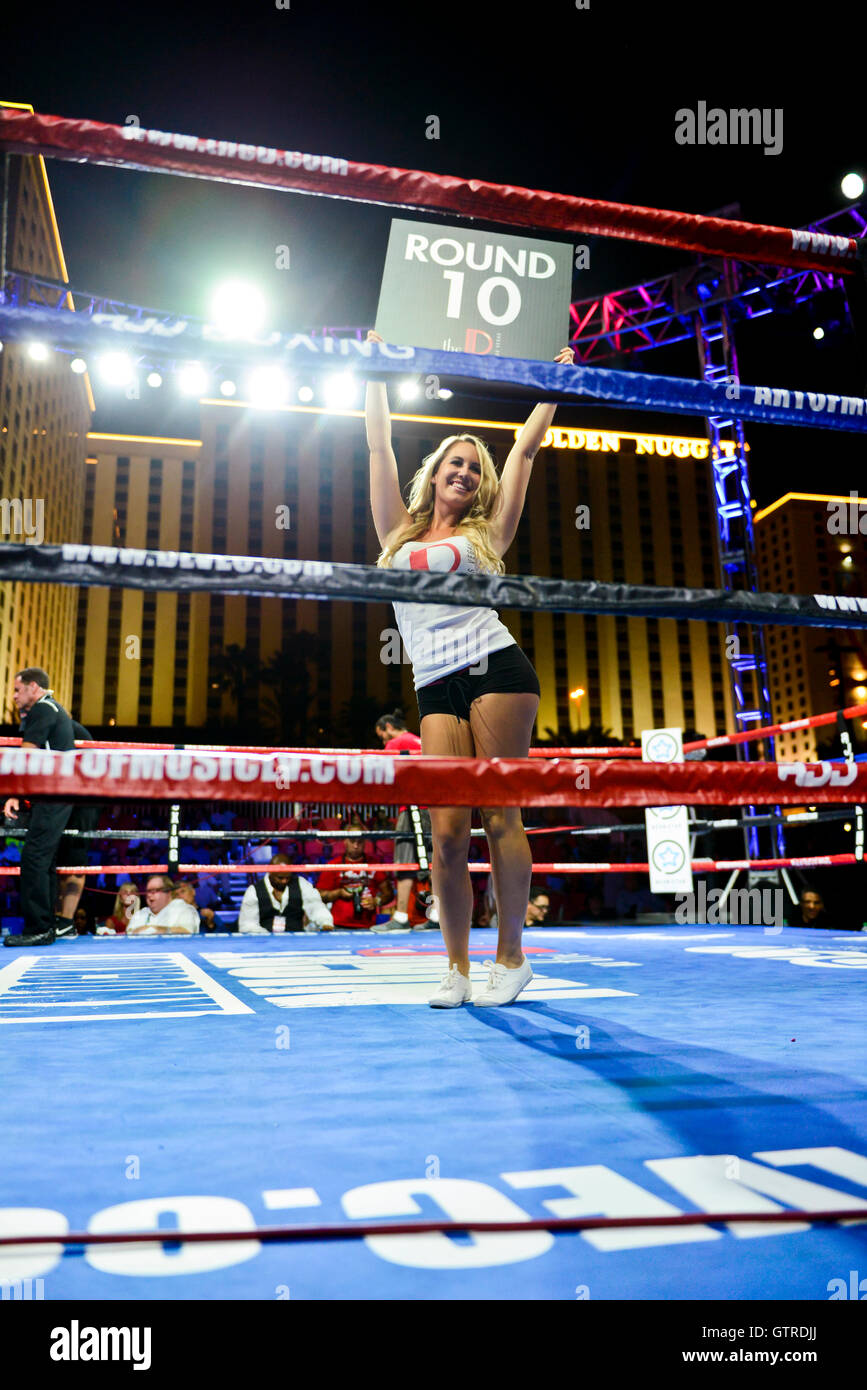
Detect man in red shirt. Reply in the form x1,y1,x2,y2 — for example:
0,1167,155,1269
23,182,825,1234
315,832,394,929
375,710,435,930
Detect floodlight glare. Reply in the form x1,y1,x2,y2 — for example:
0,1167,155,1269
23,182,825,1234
220,379,237,398
98,351,134,386
70,358,88,375
247,365,290,408
178,362,209,397
397,379,420,402
27,342,50,362
841,172,864,200
210,280,267,338
297,385,314,403
146,372,163,389
322,372,359,409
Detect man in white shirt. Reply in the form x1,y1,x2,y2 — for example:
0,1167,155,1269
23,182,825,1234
127,876,200,935
238,854,334,934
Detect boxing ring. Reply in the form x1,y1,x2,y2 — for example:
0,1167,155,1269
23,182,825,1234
1,106,866,1310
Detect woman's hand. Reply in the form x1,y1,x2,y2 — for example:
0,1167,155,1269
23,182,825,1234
554,346,575,365
367,329,384,344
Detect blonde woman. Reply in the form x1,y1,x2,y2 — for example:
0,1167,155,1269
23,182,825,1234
98,882,140,935
365,330,575,1007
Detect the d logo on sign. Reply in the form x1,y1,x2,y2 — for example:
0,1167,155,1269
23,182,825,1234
375,218,572,361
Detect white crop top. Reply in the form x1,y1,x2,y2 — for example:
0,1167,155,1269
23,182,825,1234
391,534,516,690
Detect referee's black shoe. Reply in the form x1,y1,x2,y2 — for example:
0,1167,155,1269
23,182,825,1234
4,928,56,947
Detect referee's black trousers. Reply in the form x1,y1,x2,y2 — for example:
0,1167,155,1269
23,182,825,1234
19,801,72,935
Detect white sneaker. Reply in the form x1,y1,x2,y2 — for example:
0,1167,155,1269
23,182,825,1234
429,966,472,1008
473,957,533,1007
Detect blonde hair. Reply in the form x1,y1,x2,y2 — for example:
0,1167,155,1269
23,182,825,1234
112,885,140,919
376,434,505,575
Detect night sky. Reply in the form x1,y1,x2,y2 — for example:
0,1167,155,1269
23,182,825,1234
2,0,864,504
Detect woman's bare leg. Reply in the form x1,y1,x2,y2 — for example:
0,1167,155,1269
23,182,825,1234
420,712,475,974
469,692,540,967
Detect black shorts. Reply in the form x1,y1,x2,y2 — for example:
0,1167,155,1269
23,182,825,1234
416,644,540,723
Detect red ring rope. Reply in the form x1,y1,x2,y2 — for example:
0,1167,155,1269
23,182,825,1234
0,108,858,274
0,1206,863,1249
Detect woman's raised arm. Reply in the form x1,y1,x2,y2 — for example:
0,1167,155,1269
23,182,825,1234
365,330,412,549
488,346,576,558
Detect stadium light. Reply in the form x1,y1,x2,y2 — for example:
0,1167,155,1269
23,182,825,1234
246,365,290,408
98,352,134,387
178,362,209,397
210,280,267,338
322,372,359,409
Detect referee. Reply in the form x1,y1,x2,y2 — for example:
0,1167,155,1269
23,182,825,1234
3,667,98,948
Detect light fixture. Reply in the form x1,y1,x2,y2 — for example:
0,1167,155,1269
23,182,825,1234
178,362,209,397
297,385,314,403
209,281,267,338
813,326,825,341
98,352,134,387
844,822,853,833
398,379,420,402
146,371,163,389
27,342,50,362
246,365,289,408
842,172,865,200
219,379,237,398
854,686,867,700
570,687,585,700
322,372,359,409
438,388,453,400
70,358,87,374
843,555,854,567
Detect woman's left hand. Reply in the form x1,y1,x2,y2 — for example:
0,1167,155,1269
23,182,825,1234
554,346,575,365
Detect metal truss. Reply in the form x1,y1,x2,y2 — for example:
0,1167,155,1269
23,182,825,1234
695,299,784,859
568,204,866,364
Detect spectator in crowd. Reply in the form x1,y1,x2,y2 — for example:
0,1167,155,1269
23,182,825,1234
238,853,333,934
615,873,666,920
127,876,199,935
193,871,225,920
375,710,431,928
583,890,615,922
97,882,140,935
72,906,94,935
174,881,216,932
316,832,394,929
787,888,834,930
524,887,551,927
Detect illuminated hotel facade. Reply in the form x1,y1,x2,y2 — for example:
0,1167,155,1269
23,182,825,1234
754,492,867,760
75,405,733,743
0,104,93,720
